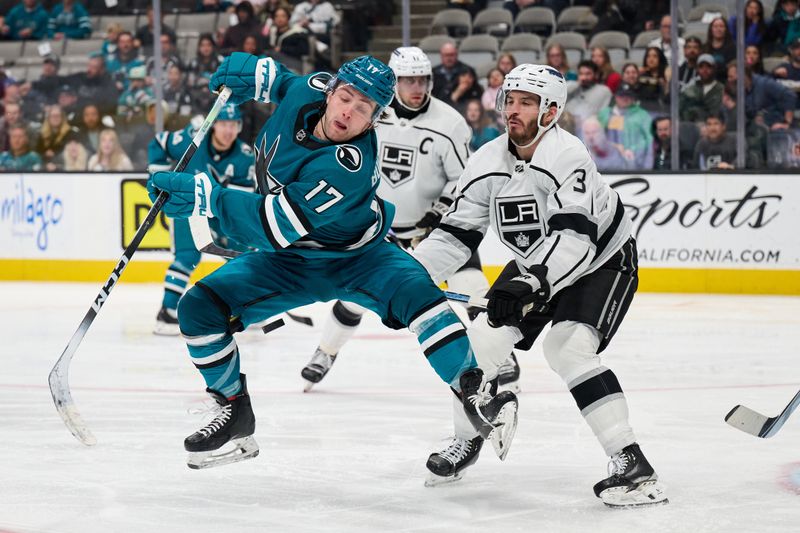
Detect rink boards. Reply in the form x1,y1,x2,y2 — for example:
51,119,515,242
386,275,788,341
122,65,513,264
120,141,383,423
0,172,798,294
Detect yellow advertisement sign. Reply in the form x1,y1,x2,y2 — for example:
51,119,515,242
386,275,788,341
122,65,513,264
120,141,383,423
120,179,171,250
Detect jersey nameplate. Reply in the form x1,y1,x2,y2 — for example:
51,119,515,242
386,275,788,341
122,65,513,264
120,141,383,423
336,145,362,172
379,142,416,188
495,195,542,258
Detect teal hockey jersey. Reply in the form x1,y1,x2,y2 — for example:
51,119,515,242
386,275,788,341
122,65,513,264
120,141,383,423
210,58,393,258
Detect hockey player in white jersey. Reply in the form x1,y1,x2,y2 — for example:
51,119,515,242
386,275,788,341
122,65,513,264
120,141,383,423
301,46,519,392
413,64,667,507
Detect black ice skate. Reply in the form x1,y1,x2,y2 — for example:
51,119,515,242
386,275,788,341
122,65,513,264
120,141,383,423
184,374,259,469
424,435,483,487
459,368,518,460
153,306,180,336
497,352,521,394
301,347,337,392
593,443,668,508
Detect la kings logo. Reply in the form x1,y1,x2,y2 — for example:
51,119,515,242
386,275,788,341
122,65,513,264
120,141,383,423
379,142,416,188
495,195,542,258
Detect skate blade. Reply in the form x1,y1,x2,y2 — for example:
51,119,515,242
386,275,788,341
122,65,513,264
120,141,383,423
187,436,260,470
601,481,669,508
424,470,465,487
153,322,180,336
303,380,316,393
487,401,518,461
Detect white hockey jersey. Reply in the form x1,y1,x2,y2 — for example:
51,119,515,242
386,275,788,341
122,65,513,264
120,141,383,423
376,97,471,239
414,125,632,296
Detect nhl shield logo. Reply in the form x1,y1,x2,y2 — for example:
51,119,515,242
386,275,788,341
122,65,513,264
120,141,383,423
496,195,542,258
379,142,416,188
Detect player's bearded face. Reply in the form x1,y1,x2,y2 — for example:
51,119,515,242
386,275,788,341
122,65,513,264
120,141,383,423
504,91,541,146
397,76,429,109
321,86,376,142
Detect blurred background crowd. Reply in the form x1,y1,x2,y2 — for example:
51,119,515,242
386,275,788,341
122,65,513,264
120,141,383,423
1,0,799,173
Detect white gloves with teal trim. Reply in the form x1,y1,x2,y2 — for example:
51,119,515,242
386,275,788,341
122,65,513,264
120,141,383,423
147,171,218,219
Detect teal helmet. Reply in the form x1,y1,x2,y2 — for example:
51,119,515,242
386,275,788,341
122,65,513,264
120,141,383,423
326,55,396,121
217,103,242,122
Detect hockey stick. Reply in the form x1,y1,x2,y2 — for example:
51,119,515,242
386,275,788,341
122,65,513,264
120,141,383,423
48,87,233,446
444,291,547,315
725,388,800,438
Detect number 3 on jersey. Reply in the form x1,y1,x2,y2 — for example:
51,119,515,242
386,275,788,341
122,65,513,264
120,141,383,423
305,180,344,213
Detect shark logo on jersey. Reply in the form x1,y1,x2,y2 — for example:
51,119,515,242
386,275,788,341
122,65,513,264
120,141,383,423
255,135,284,193
308,72,332,92
379,142,416,188
336,145,362,172
496,195,542,258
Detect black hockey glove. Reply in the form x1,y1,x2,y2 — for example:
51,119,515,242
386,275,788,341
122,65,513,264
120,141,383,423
487,265,550,328
415,199,452,233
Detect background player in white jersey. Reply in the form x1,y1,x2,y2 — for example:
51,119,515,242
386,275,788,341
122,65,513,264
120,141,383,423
413,64,667,508
300,47,518,392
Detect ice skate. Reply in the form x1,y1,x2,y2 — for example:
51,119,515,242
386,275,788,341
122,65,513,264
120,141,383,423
497,353,521,394
459,368,518,460
184,374,259,469
153,306,180,336
424,435,483,487
593,443,668,508
301,347,337,392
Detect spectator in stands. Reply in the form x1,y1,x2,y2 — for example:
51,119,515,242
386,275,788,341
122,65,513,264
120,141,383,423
649,14,684,66
290,0,340,47
36,104,76,166
0,125,41,170
222,1,264,54
76,103,104,153
728,62,797,129
101,22,123,61
719,84,768,168
71,55,118,117
502,0,569,19
187,34,224,115
199,0,234,12
128,99,169,167
692,111,737,170
745,44,765,75
432,42,479,106
545,43,577,82
261,0,294,32
677,36,702,90
465,98,500,151
135,5,177,57
0,102,24,152
566,60,612,131
446,0,487,19
581,116,630,171
87,128,133,171
637,46,668,113
481,67,504,112
680,54,723,123
162,64,193,122
47,136,88,171
590,46,621,93
449,69,483,113
766,0,800,54
26,55,66,106
55,83,80,123
1,0,48,40
729,0,768,47
706,17,736,81
241,33,262,55
265,7,309,70
117,65,153,125
651,115,672,170
496,52,516,76
107,31,145,92
774,37,800,81
591,0,639,38
145,33,185,79
598,82,654,169
47,0,91,40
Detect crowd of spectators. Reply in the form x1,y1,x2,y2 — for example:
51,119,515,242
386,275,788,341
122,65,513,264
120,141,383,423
2,1,800,172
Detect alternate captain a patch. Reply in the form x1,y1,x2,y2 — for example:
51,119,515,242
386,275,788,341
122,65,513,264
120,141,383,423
495,195,542,258
379,142,416,188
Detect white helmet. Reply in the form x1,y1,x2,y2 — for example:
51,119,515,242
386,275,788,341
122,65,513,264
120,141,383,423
496,64,568,147
388,46,433,110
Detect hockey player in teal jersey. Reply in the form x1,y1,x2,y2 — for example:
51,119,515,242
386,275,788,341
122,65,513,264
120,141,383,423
147,53,519,470
148,104,255,335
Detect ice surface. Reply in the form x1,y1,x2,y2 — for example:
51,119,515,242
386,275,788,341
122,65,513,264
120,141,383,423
1,282,798,533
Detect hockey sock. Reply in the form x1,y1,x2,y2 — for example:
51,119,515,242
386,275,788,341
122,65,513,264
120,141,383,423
185,333,242,398
409,300,475,387
162,264,192,310
318,301,364,355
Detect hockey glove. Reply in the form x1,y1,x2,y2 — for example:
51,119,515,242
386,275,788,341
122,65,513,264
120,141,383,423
209,52,260,105
487,265,550,328
148,171,218,219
